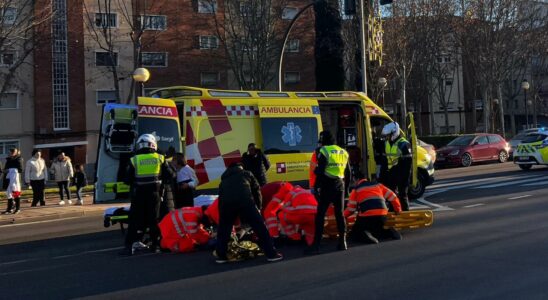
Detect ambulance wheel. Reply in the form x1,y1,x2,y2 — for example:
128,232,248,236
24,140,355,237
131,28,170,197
519,164,532,170
498,150,508,163
461,153,472,167
408,173,426,200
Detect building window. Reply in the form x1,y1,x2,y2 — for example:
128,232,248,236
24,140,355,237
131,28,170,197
0,93,18,109
95,13,117,28
141,15,166,30
199,35,219,49
240,2,252,16
0,51,15,66
439,126,456,134
437,55,451,63
95,52,118,67
285,39,300,53
198,0,216,13
141,52,167,67
52,0,69,130
2,7,17,25
96,90,118,105
282,7,298,20
0,140,20,157
284,72,300,84
445,79,453,86
200,72,219,86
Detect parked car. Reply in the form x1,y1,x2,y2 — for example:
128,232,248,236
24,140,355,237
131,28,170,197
436,133,510,167
513,130,548,170
508,128,545,157
418,139,436,163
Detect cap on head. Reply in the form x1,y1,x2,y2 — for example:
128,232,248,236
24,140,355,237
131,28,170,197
318,130,335,145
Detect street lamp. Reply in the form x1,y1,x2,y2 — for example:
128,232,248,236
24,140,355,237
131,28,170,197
133,67,150,99
522,79,530,129
458,104,464,133
378,77,387,108
395,99,402,125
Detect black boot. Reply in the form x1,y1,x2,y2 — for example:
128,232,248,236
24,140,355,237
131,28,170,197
13,198,21,214
3,198,14,214
337,234,348,251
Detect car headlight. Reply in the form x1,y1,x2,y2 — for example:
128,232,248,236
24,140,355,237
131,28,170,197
424,153,431,162
449,149,460,156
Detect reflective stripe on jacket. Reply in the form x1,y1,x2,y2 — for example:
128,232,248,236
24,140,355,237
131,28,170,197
309,151,318,188
263,182,293,237
282,188,317,215
344,179,401,217
319,145,349,178
385,137,411,170
130,152,164,185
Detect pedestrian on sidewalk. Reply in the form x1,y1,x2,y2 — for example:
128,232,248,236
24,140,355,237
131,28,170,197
25,149,48,207
73,164,87,206
51,152,74,205
3,168,22,214
2,148,23,191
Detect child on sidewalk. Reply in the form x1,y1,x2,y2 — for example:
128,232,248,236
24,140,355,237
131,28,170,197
3,168,22,214
74,164,87,206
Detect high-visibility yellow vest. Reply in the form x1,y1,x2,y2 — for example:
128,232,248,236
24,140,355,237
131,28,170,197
130,152,165,185
385,137,410,170
319,145,349,179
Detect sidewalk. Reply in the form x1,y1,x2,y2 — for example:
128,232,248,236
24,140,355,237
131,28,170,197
0,195,126,226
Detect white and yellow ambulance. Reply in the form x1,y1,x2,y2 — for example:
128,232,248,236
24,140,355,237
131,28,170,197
94,87,435,203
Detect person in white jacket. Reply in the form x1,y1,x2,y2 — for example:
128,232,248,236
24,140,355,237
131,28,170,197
25,149,48,206
51,152,74,205
3,168,22,214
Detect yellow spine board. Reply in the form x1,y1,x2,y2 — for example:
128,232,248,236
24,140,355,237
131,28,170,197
384,210,434,230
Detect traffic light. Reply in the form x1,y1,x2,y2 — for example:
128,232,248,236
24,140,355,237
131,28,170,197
380,0,393,5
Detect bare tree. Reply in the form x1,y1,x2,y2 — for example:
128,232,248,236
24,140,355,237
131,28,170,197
0,0,53,102
83,0,165,103
208,0,291,90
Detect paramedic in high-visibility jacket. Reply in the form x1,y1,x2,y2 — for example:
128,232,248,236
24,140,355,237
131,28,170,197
121,134,175,255
381,122,412,211
344,177,402,244
306,130,349,254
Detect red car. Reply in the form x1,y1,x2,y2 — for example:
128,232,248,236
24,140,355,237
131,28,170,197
436,133,510,167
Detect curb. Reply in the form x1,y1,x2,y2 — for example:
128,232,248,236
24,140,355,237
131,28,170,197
0,209,105,226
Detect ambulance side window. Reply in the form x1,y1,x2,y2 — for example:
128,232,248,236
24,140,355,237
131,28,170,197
261,117,318,154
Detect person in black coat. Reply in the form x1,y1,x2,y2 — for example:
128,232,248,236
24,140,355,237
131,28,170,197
2,148,23,190
241,143,270,187
215,162,282,263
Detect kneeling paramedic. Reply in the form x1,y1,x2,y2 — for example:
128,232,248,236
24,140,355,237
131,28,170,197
344,177,402,243
381,122,412,211
121,134,175,255
215,163,282,263
159,206,211,253
278,186,317,246
307,130,349,254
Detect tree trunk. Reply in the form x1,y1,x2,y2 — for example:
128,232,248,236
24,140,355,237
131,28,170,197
314,0,345,91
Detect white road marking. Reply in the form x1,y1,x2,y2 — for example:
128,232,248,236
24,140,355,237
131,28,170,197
521,181,548,187
508,195,532,200
0,216,82,227
52,246,124,260
0,259,32,266
472,178,543,189
463,204,485,208
415,198,454,211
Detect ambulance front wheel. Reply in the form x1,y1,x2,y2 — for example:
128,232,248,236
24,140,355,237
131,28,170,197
519,164,532,171
408,173,426,200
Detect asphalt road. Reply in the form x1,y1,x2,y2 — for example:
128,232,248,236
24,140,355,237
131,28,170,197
2,161,548,299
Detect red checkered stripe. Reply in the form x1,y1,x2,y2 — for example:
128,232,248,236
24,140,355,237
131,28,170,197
185,106,207,117
366,105,380,115
225,105,259,116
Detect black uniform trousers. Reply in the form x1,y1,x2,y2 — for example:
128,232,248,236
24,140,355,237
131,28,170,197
350,216,393,242
385,163,411,211
313,177,346,247
125,184,161,248
216,197,276,259
30,179,46,206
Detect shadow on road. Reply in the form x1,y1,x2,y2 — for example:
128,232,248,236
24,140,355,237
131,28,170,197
0,228,377,299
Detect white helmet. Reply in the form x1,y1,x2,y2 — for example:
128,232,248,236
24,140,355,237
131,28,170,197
381,122,401,142
136,133,157,151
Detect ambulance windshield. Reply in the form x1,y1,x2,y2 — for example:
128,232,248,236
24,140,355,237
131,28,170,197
261,117,318,154
138,118,181,154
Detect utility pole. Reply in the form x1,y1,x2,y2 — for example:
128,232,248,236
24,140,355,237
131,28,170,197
359,0,368,95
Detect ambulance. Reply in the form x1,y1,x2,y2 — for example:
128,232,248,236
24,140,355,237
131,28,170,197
94,86,435,203
513,129,548,170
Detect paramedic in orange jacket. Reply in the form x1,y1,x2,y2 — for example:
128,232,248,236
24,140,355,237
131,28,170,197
344,178,402,244
159,206,210,253
263,182,293,239
278,186,317,246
